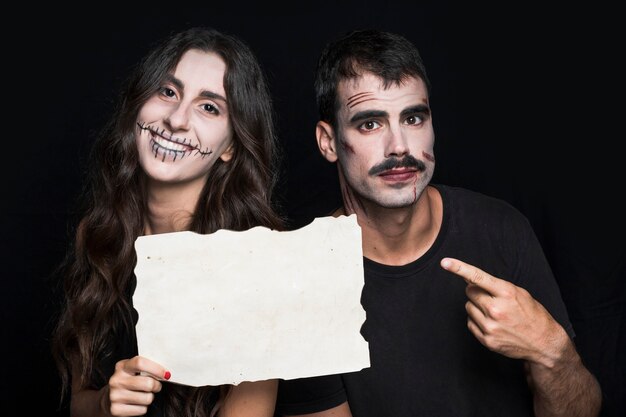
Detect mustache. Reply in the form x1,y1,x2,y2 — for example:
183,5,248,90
368,155,426,176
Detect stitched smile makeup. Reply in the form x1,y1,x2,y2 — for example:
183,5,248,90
137,122,213,162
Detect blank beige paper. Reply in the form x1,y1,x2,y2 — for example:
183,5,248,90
133,215,370,386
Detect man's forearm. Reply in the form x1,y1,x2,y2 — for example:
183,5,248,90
527,336,601,417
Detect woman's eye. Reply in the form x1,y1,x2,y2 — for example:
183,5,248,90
159,87,177,98
202,103,219,114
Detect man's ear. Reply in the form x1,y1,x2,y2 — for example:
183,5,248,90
316,121,338,163
219,143,234,162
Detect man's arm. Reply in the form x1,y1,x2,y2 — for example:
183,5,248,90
440,257,602,417
524,331,601,417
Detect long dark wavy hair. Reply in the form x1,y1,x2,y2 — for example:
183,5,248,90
52,27,284,416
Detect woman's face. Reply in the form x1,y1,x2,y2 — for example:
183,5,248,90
136,49,234,187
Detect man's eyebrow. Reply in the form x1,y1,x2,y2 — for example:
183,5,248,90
400,104,430,118
349,104,430,124
163,74,227,103
349,110,389,124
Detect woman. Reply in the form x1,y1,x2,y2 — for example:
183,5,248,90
52,27,284,417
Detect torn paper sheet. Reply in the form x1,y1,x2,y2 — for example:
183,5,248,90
133,214,369,387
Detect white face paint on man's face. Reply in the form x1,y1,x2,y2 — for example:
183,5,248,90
334,73,435,209
136,49,234,186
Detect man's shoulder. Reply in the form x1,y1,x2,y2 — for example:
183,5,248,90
432,183,511,205
432,183,528,222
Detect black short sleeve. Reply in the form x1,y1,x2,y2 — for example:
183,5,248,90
275,375,347,415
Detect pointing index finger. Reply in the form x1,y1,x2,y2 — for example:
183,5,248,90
440,257,502,295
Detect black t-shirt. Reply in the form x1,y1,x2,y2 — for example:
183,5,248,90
276,184,574,417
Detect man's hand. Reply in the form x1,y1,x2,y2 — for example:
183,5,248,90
440,257,567,366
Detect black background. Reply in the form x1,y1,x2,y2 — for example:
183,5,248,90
3,4,624,416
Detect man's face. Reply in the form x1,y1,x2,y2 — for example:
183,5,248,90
136,49,234,186
333,73,435,209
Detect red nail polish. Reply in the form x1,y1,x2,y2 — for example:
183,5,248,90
164,371,171,380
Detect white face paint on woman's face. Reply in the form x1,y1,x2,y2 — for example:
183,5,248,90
136,49,234,186
334,73,435,209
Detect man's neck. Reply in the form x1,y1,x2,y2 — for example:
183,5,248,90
336,186,442,266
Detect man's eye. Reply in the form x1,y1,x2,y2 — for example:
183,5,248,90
361,120,380,130
406,115,422,125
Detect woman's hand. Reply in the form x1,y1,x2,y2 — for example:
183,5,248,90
106,355,171,416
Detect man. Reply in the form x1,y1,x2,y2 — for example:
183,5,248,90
275,29,601,417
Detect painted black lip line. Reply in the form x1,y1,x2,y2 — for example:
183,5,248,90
148,138,215,162
136,122,213,157
149,137,202,162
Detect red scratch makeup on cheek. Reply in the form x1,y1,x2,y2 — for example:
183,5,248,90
339,139,355,154
412,176,418,202
422,151,435,162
